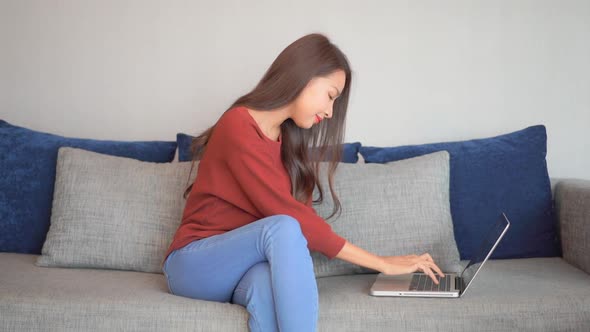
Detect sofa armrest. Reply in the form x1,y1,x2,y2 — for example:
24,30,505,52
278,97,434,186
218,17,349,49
555,178,590,275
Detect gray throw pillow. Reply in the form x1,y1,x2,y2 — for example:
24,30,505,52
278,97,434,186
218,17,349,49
37,147,460,278
36,147,196,273
311,150,462,278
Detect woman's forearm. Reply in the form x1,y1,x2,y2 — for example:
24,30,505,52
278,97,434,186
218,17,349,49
334,240,385,273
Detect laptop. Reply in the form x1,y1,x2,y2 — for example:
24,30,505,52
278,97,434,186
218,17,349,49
369,212,511,298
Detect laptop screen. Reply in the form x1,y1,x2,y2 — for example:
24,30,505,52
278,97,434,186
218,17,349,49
459,213,510,293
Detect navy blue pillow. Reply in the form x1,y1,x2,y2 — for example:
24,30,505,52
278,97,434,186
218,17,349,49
359,125,560,261
177,133,362,163
0,119,177,254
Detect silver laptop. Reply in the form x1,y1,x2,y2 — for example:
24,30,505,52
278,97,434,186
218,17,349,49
370,212,511,298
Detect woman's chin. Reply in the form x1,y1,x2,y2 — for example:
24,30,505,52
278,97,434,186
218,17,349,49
293,118,317,129
296,121,315,129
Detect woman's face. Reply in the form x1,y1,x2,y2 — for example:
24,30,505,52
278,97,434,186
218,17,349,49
290,70,346,129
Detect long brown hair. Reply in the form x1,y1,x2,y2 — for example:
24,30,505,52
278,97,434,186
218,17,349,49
184,33,352,220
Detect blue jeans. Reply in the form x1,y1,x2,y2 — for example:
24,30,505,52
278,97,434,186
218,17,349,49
162,215,319,332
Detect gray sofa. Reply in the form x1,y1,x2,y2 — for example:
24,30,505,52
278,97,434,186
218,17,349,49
1,176,590,331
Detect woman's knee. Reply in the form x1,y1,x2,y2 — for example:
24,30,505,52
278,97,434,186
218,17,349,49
264,214,306,242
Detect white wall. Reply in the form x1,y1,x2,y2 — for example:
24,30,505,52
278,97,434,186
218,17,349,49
1,0,588,179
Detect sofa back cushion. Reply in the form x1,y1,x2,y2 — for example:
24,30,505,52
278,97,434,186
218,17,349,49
0,120,177,255
36,147,193,273
311,150,462,277
359,125,560,261
176,132,362,163
37,147,461,277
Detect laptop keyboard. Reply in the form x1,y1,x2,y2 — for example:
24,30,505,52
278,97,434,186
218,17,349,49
409,274,452,292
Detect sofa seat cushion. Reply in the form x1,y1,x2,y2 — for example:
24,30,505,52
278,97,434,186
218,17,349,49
316,257,590,331
0,253,248,331
2,254,589,331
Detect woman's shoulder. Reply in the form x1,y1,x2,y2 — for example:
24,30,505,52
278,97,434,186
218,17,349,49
215,106,267,144
205,107,260,155
215,106,250,132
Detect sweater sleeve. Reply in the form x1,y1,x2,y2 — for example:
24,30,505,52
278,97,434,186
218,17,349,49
223,139,346,260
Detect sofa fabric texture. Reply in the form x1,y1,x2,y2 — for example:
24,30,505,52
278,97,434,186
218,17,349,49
555,179,590,275
36,147,195,273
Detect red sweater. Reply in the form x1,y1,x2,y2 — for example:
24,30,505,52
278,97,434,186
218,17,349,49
163,106,346,265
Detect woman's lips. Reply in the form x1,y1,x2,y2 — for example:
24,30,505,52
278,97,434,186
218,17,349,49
315,115,322,123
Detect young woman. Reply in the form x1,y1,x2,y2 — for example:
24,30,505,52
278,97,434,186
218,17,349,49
162,33,444,332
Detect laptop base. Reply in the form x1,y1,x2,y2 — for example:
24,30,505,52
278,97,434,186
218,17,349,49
369,272,461,298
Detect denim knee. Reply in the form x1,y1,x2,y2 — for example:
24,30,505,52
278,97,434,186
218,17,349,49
265,214,308,245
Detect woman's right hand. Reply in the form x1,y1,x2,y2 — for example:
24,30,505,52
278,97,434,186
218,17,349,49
379,253,445,284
